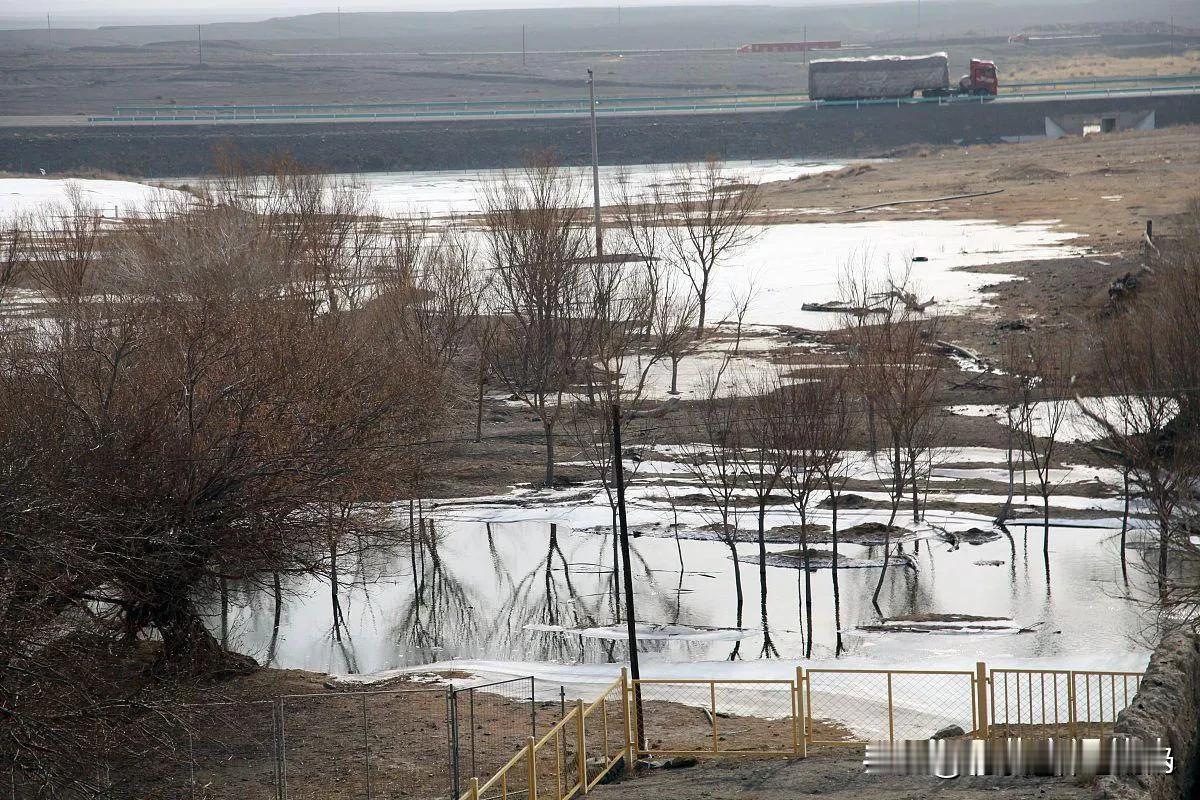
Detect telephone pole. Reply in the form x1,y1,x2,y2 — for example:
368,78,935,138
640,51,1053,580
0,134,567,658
610,404,644,749
337,6,342,39
587,69,603,259
46,14,52,48
522,24,527,67
197,25,203,65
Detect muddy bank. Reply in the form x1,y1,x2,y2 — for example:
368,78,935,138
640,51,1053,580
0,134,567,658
3,94,1200,177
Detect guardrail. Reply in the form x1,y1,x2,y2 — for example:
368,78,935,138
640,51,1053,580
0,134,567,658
455,661,1145,800
89,80,1200,124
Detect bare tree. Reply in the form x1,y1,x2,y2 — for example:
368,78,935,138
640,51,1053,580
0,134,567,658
682,373,748,659
842,269,941,613
482,156,591,487
654,158,761,332
0,163,457,794
1007,335,1075,578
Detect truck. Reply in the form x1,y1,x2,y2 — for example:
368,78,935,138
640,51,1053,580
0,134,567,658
807,52,998,101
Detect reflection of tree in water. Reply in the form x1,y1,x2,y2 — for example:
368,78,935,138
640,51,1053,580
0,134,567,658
485,522,693,663
390,515,479,664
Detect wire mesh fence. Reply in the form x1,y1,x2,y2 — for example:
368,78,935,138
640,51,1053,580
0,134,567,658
803,668,977,744
633,679,800,756
448,677,537,798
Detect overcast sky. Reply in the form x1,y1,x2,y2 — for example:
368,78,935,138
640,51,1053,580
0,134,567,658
8,0,881,27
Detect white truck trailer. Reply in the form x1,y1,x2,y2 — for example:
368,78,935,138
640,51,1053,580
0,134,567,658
808,52,952,101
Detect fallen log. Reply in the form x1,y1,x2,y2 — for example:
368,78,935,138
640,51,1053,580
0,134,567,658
838,189,1004,215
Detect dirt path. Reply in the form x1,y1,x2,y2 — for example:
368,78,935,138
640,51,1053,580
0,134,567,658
592,751,1093,799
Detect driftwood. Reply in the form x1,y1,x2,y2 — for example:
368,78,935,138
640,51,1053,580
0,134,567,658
801,301,884,316
838,189,1004,215
871,288,937,312
936,340,989,369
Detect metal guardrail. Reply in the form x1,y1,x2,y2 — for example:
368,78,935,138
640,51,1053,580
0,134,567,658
90,78,1200,124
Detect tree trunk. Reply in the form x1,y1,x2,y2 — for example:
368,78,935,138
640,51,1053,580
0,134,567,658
1120,468,1130,582
330,542,345,643
757,502,777,658
474,363,486,442
828,478,844,657
267,572,282,665
219,576,229,649
799,508,814,659
727,535,743,660
542,420,556,487
669,356,680,395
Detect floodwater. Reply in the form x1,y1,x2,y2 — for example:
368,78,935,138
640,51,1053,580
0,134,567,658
220,466,1159,676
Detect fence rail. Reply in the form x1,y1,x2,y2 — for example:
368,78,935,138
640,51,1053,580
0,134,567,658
466,674,627,800
456,661,1145,800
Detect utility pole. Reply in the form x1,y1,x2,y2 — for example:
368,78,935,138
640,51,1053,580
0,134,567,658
197,25,203,65
587,69,603,259
337,6,342,39
46,13,51,48
522,24,527,67
803,25,807,67
610,404,644,750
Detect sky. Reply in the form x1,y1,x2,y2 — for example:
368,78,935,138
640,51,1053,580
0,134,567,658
6,0,881,27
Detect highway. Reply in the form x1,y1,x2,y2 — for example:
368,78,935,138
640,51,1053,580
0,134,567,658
0,77,1197,128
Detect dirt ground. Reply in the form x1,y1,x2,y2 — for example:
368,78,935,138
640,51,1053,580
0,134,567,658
593,751,1093,800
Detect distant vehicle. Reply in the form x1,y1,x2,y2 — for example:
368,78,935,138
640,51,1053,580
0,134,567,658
1007,33,1103,46
738,40,841,54
807,52,998,101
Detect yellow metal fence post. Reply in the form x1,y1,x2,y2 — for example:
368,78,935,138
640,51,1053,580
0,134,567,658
470,777,480,800
525,735,537,800
975,662,989,738
794,666,807,758
1068,671,1078,738
710,682,719,753
620,668,634,771
576,699,587,794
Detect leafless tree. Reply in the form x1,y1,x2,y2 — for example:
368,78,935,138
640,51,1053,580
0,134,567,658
0,163,456,795
647,158,761,332
842,268,942,613
482,156,591,487
1006,335,1075,578
682,373,748,659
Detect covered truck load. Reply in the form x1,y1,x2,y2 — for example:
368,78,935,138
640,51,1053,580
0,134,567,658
808,52,950,101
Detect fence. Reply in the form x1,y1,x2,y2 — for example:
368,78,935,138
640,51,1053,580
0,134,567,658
131,675,539,800
456,662,1147,800
464,675,628,800
988,668,1144,738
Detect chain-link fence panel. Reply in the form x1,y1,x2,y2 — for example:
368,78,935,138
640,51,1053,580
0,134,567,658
149,701,279,800
631,680,799,757
280,687,454,800
804,669,975,744
448,677,536,798
581,678,626,788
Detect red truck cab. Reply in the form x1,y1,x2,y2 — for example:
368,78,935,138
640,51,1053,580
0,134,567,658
960,59,999,95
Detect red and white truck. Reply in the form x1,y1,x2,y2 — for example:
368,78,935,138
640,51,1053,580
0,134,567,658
807,52,998,101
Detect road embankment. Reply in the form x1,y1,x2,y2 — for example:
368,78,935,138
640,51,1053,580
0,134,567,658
2,94,1199,177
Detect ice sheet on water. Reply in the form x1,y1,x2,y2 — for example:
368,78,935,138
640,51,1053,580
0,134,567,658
527,622,758,642
0,178,190,219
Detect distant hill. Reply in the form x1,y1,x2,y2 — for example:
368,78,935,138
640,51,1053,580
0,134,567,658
2,1,1195,52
